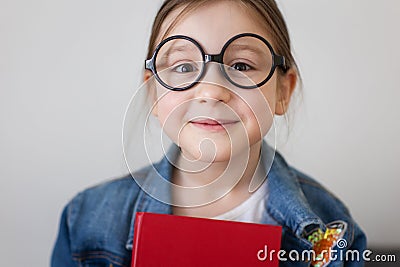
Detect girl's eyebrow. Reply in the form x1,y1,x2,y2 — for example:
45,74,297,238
226,43,266,55
156,43,199,67
161,43,198,58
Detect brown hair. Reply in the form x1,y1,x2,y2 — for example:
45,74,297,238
146,0,300,78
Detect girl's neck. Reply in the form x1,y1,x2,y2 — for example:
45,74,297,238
171,140,264,218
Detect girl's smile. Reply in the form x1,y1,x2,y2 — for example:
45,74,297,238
189,118,240,132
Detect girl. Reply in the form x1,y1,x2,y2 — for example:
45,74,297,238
52,0,366,266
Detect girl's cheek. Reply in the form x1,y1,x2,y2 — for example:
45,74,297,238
155,89,185,121
234,87,276,140
157,99,181,127
155,92,189,142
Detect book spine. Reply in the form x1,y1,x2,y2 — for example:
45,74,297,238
131,212,144,267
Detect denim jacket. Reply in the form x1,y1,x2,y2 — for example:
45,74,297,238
51,143,366,267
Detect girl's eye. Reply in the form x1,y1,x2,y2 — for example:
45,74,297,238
173,63,197,73
230,62,251,72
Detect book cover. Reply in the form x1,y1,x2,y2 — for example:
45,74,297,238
132,212,282,267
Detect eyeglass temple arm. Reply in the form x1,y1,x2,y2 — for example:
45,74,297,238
275,55,288,71
145,59,152,70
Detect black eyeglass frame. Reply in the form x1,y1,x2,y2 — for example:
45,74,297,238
145,32,287,91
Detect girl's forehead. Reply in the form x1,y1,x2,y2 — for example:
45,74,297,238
158,1,274,54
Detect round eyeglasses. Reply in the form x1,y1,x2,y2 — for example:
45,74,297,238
145,33,287,91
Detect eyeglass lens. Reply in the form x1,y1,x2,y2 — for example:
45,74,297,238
155,39,203,89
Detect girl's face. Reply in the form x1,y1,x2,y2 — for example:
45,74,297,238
146,1,296,163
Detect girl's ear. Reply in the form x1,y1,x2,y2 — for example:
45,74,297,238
144,70,158,117
144,69,152,82
275,68,297,115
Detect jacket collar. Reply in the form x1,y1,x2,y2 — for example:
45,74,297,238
125,141,324,250
264,151,325,236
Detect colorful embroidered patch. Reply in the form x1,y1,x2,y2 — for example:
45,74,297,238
305,221,347,267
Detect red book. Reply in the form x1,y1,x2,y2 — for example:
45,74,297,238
131,212,282,267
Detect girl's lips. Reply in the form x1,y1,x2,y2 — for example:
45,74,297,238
189,119,239,131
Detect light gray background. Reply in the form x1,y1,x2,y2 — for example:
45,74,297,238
1,0,399,266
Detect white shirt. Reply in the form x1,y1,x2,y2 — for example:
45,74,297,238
212,181,268,224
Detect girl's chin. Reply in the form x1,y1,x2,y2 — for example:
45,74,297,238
178,145,231,163
178,143,252,164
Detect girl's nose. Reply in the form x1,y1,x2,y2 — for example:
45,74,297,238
194,83,231,104
193,64,232,104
